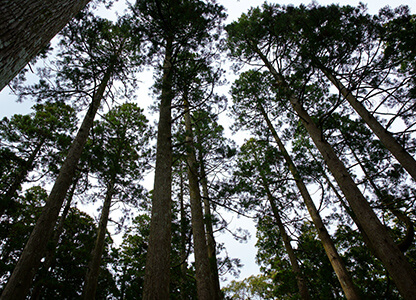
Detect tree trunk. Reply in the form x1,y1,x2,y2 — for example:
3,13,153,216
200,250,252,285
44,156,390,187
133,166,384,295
257,165,311,300
30,176,79,300
289,95,416,300
179,167,188,300
143,38,174,300
1,137,45,215
200,160,223,300
183,97,216,300
322,68,416,182
0,0,91,91
251,40,416,298
0,66,112,300
257,102,361,300
82,175,116,300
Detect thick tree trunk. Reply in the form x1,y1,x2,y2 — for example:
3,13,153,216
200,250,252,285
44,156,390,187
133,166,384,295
322,68,416,182
183,98,216,300
200,160,223,300
0,67,111,300
0,0,91,91
82,175,116,300
257,103,361,300
290,95,416,300
143,38,174,300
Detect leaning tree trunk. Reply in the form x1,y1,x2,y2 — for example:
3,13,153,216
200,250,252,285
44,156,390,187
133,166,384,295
82,174,116,300
258,168,311,300
143,37,174,300
0,0,91,91
1,137,45,215
252,41,416,299
322,67,416,182
179,167,188,300
199,160,223,300
289,95,416,300
257,101,361,300
183,97,216,300
0,66,112,300
30,175,79,300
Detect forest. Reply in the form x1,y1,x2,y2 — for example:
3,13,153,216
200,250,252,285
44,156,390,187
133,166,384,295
1,0,416,299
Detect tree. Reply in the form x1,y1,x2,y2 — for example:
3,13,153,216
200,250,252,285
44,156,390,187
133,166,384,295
130,1,226,298
1,11,142,299
0,0,93,91
82,103,150,299
226,6,416,298
0,102,77,215
230,70,360,299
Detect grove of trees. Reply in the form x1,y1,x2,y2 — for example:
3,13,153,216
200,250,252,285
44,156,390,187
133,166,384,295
1,0,416,299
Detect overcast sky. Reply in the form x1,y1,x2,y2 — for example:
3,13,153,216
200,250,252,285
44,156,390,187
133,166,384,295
1,0,415,286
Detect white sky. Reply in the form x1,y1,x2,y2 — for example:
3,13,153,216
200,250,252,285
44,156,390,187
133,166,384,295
1,0,415,287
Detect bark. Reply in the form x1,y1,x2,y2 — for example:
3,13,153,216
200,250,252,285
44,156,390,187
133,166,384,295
0,67,112,300
200,160,223,300
30,176,79,300
322,68,416,182
0,0,91,91
143,38,174,300
82,174,116,300
257,102,361,300
290,95,416,300
183,97,216,300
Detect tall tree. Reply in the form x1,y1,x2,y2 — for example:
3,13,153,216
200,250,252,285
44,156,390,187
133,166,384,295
82,103,150,299
1,12,141,299
130,1,225,298
226,6,416,298
0,0,93,91
231,70,361,299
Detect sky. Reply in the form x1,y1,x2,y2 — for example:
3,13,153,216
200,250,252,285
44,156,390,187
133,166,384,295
1,0,415,287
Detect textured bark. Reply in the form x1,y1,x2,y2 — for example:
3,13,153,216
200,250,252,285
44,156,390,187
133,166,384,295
0,0,91,91
30,177,78,300
322,68,416,182
257,103,361,300
200,161,223,300
143,38,173,300
290,96,416,300
184,98,216,300
179,168,188,300
0,68,111,300
82,175,116,300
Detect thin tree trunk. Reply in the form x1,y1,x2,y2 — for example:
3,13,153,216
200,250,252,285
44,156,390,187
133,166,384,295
257,102,361,300
0,66,112,300
183,97,216,300
257,165,311,300
82,174,116,300
30,175,79,300
0,0,91,91
200,160,223,300
179,167,188,300
289,95,416,300
1,137,45,215
143,38,174,300
322,68,416,182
